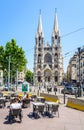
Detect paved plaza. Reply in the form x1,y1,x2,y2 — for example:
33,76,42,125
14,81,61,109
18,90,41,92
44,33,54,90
0,101,84,130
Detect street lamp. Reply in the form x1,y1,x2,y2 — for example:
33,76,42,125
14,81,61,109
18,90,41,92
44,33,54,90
8,56,10,90
78,47,81,97
16,69,18,90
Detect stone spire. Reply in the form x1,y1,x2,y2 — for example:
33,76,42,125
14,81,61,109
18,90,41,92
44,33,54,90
36,10,44,38
52,9,59,36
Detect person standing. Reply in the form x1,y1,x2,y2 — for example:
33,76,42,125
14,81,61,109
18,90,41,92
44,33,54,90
54,86,57,95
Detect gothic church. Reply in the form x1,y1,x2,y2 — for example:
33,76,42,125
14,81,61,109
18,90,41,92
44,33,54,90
34,11,64,88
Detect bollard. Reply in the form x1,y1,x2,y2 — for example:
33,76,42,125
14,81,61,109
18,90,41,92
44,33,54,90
64,92,65,104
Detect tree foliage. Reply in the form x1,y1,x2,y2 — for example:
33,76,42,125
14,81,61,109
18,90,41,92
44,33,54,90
0,39,27,82
25,70,33,84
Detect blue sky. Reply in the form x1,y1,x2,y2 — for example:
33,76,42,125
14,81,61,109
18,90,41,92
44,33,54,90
0,0,84,72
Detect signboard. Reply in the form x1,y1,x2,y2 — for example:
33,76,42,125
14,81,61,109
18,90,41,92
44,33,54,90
22,83,28,92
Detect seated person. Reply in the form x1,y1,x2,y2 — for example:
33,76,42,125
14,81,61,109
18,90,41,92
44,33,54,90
22,93,30,108
17,96,22,103
22,92,28,100
10,98,22,109
26,93,29,99
8,98,22,122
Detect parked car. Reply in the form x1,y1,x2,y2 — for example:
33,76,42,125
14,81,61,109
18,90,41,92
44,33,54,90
3,86,8,91
81,85,84,91
61,86,78,95
64,83,72,88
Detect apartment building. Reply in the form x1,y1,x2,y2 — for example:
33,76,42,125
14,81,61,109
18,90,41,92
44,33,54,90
67,46,84,85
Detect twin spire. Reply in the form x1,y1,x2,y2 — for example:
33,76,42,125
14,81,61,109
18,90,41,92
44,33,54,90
38,10,43,34
36,10,44,38
53,9,59,34
36,9,59,38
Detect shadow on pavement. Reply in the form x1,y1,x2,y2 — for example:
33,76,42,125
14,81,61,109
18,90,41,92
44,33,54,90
4,115,21,124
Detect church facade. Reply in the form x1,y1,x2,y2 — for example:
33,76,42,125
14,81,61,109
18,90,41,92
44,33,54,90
34,12,64,88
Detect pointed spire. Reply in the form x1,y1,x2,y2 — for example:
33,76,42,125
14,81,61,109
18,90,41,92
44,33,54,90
53,8,59,33
37,10,44,37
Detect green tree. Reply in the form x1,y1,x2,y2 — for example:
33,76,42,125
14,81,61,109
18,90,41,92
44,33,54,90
0,39,27,83
25,70,33,84
0,46,7,83
0,46,5,69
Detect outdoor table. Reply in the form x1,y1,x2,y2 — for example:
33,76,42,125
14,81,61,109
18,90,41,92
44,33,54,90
32,102,45,111
37,96,45,99
45,101,58,105
32,102,45,118
32,102,45,106
0,97,6,100
45,101,59,117
37,96,45,102
45,101,58,109
0,97,5,99
3,93,11,101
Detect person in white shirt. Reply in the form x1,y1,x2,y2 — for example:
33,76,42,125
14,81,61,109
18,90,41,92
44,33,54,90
10,100,22,109
8,98,22,123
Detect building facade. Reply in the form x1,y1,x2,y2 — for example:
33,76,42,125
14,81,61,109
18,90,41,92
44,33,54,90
34,12,64,88
67,53,77,83
76,47,84,85
17,67,27,83
67,46,84,86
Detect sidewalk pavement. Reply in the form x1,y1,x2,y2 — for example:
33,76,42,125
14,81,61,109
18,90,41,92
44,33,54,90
0,102,84,130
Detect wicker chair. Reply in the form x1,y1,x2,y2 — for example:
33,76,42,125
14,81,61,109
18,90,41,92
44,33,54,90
9,109,23,123
0,99,5,108
51,104,59,117
37,105,45,115
22,99,30,108
33,105,45,118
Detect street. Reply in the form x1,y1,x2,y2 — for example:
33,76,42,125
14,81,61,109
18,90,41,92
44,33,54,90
0,101,84,130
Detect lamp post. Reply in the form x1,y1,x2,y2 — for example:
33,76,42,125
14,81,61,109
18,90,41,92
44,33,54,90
16,69,18,90
8,56,10,90
78,47,81,97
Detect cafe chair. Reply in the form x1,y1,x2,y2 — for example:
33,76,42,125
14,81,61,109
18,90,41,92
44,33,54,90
8,109,23,123
37,105,45,115
31,95,37,102
51,104,59,117
0,99,5,108
22,99,30,108
0,93,3,97
41,98,45,103
33,105,45,119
